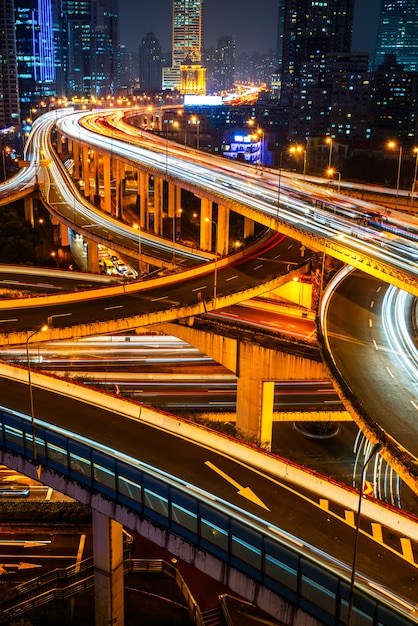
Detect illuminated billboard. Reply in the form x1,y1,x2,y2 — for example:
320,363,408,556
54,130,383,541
184,95,223,106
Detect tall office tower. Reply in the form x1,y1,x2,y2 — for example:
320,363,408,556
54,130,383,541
374,0,418,71
0,0,20,127
139,32,162,92
163,0,205,93
14,0,56,118
278,0,355,107
213,35,235,93
54,0,118,100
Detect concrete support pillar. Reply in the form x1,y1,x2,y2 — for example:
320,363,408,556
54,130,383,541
217,205,230,255
90,150,99,203
153,176,163,234
167,182,179,218
236,344,275,447
82,146,90,198
103,155,112,215
115,159,125,220
138,171,149,228
199,197,212,250
60,223,69,247
244,217,255,239
92,510,124,626
24,196,34,227
73,141,81,180
260,381,275,451
86,239,100,273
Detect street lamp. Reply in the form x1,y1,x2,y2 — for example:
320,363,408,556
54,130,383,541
325,137,333,168
387,141,402,209
327,167,341,192
190,116,200,149
347,441,383,626
26,325,48,474
205,217,218,299
411,147,418,208
289,144,307,177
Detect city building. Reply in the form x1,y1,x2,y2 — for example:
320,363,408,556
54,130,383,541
0,0,20,127
15,0,56,119
163,0,205,93
138,32,162,92
278,0,355,108
370,53,418,142
374,0,418,72
54,0,119,100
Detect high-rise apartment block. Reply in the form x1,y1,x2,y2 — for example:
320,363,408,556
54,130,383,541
163,0,205,93
374,0,418,72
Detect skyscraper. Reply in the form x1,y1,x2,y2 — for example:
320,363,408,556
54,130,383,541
54,0,118,99
139,32,162,92
0,0,20,127
278,0,355,107
374,0,418,71
163,0,205,93
15,0,56,118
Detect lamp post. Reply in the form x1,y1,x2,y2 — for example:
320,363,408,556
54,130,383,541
26,325,48,473
327,167,341,192
205,217,218,299
347,441,383,626
289,144,306,177
325,137,333,168
190,116,200,149
411,147,418,208
387,141,402,209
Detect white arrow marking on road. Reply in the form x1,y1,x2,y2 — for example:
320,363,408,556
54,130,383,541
205,461,270,510
0,540,51,548
0,562,42,575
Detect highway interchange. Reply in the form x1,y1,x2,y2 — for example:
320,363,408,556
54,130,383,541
0,108,417,619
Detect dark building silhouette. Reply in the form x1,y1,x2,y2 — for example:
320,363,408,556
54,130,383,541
139,32,162,92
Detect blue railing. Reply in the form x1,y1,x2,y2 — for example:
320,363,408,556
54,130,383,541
0,405,414,626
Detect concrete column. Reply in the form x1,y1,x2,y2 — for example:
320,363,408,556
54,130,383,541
167,182,179,218
236,344,275,446
115,160,125,220
153,176,163,234
92,510,124,626
217,205,230,255
73,141,81,180
138,171,148,228
199,197,212,250
24,196,34,227
91,150,99,203
244,217,255,239
86,239,99,273
260,381,275,451
60,223,69,247
103,155,112,215
82,146,90,197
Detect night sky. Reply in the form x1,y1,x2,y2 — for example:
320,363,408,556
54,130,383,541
118,0,382,55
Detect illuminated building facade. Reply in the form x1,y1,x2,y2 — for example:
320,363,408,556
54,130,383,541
15,0,56,117
163,0,205,93
374,0,418,71
0,0,20,127
54,0,119,99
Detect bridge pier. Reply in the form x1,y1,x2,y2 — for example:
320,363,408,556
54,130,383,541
92,510,125,626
